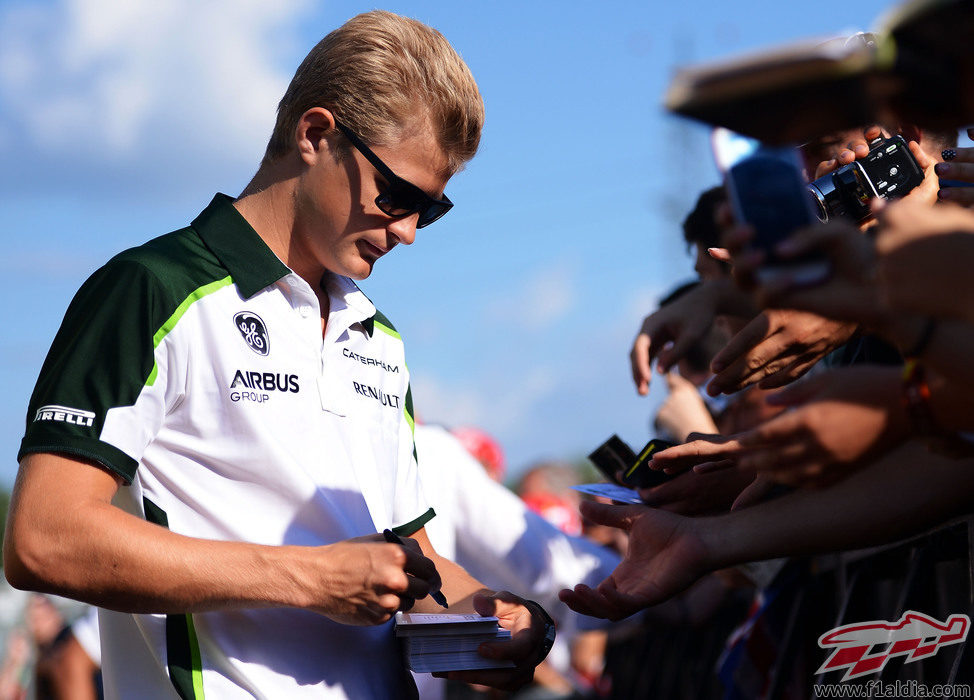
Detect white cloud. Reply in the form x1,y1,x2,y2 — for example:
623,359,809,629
0,0,308,189
411,365,557,436
485,260,578,330
490,366,558,433
410,372,489,428
525,264,576,325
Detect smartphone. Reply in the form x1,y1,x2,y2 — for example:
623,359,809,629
712,127,828,285
587,435,637,486
621,439,677,489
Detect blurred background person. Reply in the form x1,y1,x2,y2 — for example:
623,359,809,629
414,423,619,699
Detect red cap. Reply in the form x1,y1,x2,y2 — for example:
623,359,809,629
521,492,583,536
450,426,506,482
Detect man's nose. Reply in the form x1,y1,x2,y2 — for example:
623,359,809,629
387,214,419,245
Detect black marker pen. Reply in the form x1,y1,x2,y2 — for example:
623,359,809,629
382,529,449,608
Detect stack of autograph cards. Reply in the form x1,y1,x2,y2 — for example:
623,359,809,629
395,613,513,673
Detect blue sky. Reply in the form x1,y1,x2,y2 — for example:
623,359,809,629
0,0,899,487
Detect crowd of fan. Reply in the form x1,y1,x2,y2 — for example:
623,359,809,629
551,118,974,692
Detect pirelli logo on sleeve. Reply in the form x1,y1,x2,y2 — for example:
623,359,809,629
34,405,96,427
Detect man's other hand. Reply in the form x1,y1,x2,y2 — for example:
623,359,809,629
432,592,552,692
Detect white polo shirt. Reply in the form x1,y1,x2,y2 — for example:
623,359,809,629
20,194,433,699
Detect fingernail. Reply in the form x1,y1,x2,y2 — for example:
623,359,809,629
935,162,951,176
942,149,957,161
939,189,951,201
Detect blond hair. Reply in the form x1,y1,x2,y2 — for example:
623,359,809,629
265,10,484,174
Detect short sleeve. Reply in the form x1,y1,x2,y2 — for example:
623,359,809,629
19,256,178,483
390,376,435,536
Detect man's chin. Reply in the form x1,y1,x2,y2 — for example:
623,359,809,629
345,258,375,281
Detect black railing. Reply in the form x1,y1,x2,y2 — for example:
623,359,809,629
602,518,974,698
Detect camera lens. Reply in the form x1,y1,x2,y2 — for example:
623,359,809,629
807,183,830,223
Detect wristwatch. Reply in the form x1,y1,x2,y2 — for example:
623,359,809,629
522,599,556,666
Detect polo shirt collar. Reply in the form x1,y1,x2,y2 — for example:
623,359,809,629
194,194,381,335
323,273,378,337
192,193,290,299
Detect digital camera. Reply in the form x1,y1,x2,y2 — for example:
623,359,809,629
807,135,924,223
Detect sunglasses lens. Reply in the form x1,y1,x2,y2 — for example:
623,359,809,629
417,203,449,228
377,187,424,218
376,182,451,228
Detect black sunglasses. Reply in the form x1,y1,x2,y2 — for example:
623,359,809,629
334,120,453,229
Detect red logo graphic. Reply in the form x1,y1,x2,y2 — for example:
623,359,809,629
817,611,969,681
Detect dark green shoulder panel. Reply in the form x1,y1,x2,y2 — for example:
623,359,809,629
115,226,229,303
18,228,232,483
372,309,398,334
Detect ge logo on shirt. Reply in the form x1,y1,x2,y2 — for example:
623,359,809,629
234,312,269,356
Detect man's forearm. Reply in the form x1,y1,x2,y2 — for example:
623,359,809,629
6,453,342,615
411,527,490,613
699,442,974,569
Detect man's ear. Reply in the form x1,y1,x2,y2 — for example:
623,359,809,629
294,108,338,166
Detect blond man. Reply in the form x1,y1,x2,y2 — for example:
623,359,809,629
5,12,552,699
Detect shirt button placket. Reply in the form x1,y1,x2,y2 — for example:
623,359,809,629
313,296,341,415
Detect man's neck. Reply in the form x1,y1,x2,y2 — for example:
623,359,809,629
235,160,331,336
235,162,322,285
